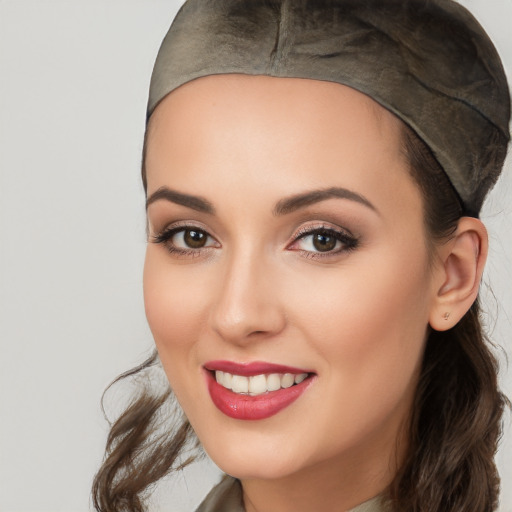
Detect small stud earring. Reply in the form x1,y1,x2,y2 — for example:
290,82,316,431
443,312,451,320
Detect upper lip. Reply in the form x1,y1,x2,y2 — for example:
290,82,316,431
203,360,314,376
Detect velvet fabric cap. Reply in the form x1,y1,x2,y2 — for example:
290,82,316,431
147,0,510,215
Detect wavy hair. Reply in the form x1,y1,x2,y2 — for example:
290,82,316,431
92,121,509,512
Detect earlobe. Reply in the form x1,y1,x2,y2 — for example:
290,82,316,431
429,218,488,331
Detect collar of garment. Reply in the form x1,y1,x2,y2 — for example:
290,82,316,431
195,475,389,512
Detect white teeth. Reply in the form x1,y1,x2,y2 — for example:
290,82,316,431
231,375,249,393
267,373,281,392
295,373,307,384
281,373,295,388
248,374,267,395
214,371,309,395
223,371,233,389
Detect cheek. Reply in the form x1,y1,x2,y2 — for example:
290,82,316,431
143,246,213,399
285,248,431,412
144,247,206,348
290,255,430,346
143,247,214,410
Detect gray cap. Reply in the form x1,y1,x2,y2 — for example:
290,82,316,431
147,0,510,215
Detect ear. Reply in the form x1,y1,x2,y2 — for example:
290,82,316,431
429,217,488,331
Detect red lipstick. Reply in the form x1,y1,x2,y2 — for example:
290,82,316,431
204,360,313,376
204,361,315,420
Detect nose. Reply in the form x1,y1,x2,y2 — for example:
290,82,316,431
209,249,287,345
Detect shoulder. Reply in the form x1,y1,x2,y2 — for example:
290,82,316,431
195,475,244,512
195,475,390,512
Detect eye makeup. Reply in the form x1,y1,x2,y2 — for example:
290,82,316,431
150,219,359,261
288,223,359,260
151,222,220,258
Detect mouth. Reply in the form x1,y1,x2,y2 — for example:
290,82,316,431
203,361,316,420
213,370,309,395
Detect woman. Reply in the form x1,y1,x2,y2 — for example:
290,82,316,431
93,1,510,511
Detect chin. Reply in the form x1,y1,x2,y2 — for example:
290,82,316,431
210,453,304,481
195,424,311,480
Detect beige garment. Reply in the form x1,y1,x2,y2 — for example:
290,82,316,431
195,475,388,512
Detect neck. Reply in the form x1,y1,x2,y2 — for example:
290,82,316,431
241,414,408,512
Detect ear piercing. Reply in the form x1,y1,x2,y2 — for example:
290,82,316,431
443,312,451,320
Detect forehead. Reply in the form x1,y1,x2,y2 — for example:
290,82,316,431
145,74,421,222
147,74,400,144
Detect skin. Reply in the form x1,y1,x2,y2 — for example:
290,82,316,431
143,75,487,512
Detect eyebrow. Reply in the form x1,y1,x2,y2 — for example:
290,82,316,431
146,186,215,214
273,187,378,216
145,185,377,216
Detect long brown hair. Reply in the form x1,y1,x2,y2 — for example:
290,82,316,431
385,125,509,511
92,122,509,512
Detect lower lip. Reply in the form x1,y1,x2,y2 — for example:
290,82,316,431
205,371,315,420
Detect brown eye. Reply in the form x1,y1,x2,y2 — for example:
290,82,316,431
183,229,207,248
152,226,218,254
291,226,358,257
312,233,337,252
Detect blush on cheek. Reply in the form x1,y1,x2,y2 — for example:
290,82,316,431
143,250,198,349
144,290,197,350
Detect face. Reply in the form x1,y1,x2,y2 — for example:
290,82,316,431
143,75,439,484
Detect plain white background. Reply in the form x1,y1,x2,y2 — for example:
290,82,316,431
0,1,510,511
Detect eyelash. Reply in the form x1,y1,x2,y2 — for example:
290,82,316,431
151,223,359,260
151,223,218,258
291,224,359,259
